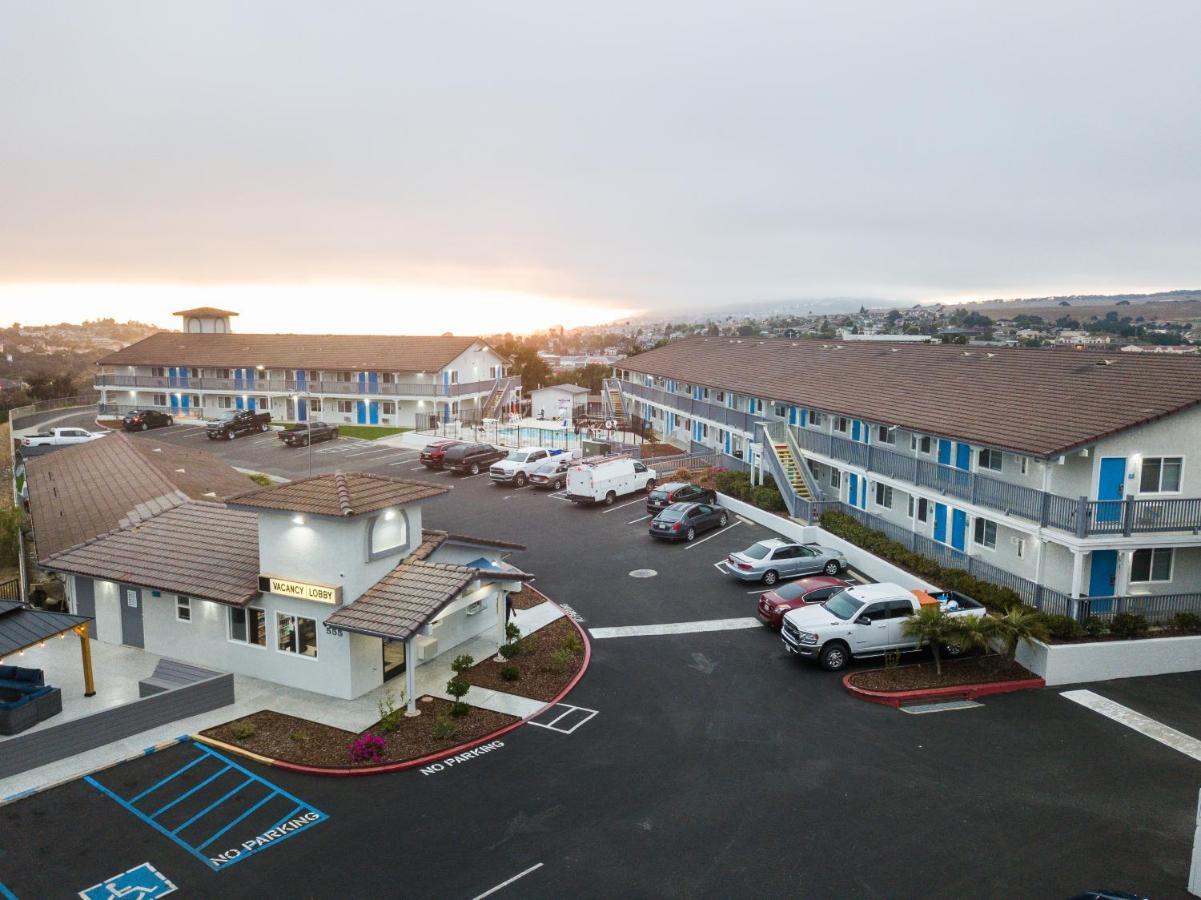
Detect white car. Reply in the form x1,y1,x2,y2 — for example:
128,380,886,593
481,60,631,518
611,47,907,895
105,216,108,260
490,447,571,487
566,456,657,505
21,427,108,447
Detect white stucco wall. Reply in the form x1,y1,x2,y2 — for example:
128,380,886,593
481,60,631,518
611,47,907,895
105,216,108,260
1017,635,1201,686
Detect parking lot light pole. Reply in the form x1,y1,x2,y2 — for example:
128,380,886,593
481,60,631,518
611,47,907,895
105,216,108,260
290,391,314,478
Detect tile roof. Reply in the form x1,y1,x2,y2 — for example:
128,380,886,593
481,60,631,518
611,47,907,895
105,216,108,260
620,337,1201,458
97,331,486,372
41,503,261,607
24,432,252,561
174,307,239,317
407,530,527,562
535,384,590,394
228,471,449,518
324,561,477,641
0,602,92,657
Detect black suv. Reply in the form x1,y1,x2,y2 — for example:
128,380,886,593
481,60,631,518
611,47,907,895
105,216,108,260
442,442,508,475
646,481,716,515
122,409,174,431
279,421,339,447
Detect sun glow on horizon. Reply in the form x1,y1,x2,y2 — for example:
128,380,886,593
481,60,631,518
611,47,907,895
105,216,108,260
0,282,642,335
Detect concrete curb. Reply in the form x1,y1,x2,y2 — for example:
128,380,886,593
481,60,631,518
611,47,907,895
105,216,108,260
842,670,1046,707
195,593,592,777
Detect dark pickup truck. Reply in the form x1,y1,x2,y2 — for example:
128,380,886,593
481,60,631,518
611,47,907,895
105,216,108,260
206,409,272,440
279,422,338,447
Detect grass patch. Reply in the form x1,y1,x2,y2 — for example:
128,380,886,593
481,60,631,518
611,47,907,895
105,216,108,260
334,425,411,440
247,473,274,486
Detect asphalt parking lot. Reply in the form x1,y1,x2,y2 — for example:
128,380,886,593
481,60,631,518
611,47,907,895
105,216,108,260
4,427,1201,898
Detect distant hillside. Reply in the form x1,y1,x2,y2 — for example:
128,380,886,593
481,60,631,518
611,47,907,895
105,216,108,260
951,290,1201,323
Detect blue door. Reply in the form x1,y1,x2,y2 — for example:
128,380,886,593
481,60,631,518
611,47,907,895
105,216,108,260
247,397,256,411
851,420,861,442
170,392,179,412
848,473,859,507
168,366,178,388
937,439,952,466
356,400,367,424
245,368,255,390
800,408,808,427
788,407,797,426
181,394,189,412
933,503,948,543
178,366,189,389
951,509,967,551
235,396,244,410
234,368,244,391
1096,458,1126,523
955,443,971,471
369,401,379,425
298,399,307,422
1088,550,1118,604
368,371,379,394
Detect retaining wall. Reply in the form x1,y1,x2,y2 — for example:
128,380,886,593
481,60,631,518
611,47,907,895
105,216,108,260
1016,635,1201,686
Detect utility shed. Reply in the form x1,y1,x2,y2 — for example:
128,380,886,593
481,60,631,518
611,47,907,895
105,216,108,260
530,384,589,421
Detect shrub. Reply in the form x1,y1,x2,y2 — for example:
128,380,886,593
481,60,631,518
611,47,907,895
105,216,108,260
247,473,273,487
559,633,584,656
1170,612,1201,634
376,692,402,733
0,506,20,568
230,722,257,741
498,642,520,661
548,647,574,673
1110,613,1149,640
431,716,458,740
673,468,691,481
750,484,787,513
500,666,520,682
715,470,752,500
289,730,308,743
992,606,1049,659
349,733,386,764
451,653,475,676
1039,614,1083,641
1083,616,1107,638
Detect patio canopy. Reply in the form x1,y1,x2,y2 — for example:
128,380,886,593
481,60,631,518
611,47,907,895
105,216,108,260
0,601,92,660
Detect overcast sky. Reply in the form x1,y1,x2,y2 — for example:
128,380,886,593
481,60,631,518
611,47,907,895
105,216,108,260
2,1,1199,330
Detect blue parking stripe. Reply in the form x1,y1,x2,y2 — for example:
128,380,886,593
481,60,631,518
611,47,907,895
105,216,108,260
85,775,215,870
264,803,304,836
149,765,231,819
0,879,16,900
172,778,254,836
193,743,327,816
196,790,279,851
130,753,208,804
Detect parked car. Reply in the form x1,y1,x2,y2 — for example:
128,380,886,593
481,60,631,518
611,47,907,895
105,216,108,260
648,501,728,542
490,447,567,487
726,538,847,585
205,409,272,440
566,456,656,505
21,427,107,447
279,421,338,447
529,455,574,490
443,442,507,475
121,409,174,431
781,583,986,671
646,481,715,515
757,575,852,628
419,438,462,469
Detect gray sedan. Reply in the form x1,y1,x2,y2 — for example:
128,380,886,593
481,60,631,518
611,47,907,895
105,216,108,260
725,538,847,585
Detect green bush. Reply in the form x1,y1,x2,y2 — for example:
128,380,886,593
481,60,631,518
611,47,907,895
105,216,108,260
1109,613,1149,640
750,484,787,513
498,642,520,661
548,647,575,673
376,692,402,733
1039,613,1083,641
431,716,458,740
559,633,584,656
247,473,273,487
715,470,752,500
500,666,520,681
230,722,257,741
1082,616,1107,638
1170,612,1201,634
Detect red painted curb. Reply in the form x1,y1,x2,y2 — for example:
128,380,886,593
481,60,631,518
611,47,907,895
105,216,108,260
209,593,592,776
842,671,1045,707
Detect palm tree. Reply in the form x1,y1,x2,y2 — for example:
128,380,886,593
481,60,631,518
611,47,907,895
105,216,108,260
992,606,1049,661
951,614,999,661
901,606,961,676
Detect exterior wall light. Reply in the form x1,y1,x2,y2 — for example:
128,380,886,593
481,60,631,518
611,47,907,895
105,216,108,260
384,509,396,521
292,515,305,525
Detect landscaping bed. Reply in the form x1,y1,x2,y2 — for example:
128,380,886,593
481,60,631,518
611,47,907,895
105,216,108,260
200,701,516,769
639,443,684,460
462,617,584,701
510,584,547,611
848,656,1036,692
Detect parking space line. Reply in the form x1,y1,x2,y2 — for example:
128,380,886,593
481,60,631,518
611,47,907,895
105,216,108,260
86,776,215,870
626,514,650,525
172,778,254,835
1062,690,1201,762
682,519,742,549
129,754,208,803
590,617,760,639
196,791,278,851
600,497,648,514
472,862,544,900
745,587,774,595
149,764,231,818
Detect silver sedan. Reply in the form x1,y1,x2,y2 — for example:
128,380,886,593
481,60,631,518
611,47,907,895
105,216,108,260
725,538,848,585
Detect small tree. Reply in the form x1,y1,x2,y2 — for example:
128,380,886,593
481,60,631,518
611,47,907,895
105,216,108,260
992,606,1048,661
446,654,474,717
952,615,999,661
901,606,960,675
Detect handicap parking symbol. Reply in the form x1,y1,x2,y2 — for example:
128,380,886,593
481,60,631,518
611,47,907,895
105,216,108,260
79,862,176,899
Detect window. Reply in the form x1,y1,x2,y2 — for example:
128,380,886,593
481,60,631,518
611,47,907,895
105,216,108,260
859,603,888,623
830,468,841,489
381,401,395,415
382,372,397,383
887,599,915,619
277,613,318,658
337,400,354,413
1130,548,1173,583
876,425,896,445
1139,457,1183,493
229,607,266,646
715,391,725,403
835,416,850,434
915,497,929,523
978,449,1003,472
774,403,788,418
447,370,459,384
701,424,709,439
369,510,408,558
335,371,352,382
151,366,166,377
874,483,893,509
973,518,998,549
188,394,201,407
216,395,234,409
809,410,824,428
308,398,323,412
912,434,932,454
213,368,231,379
176,596,191,622
1019,457,1029,476
153,393,167,406
306,370,319,381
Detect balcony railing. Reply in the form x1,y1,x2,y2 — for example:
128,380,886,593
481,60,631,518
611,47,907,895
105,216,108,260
95,374,509,398
620,378,1201,537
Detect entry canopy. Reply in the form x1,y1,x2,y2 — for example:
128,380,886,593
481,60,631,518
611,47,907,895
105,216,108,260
0,600,92,660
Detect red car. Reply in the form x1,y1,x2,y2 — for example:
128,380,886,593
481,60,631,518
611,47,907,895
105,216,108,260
757,575,851,627
419,439,462,469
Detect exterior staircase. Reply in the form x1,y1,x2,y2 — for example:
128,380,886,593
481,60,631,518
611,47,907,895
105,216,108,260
771,441,813,501
760,420,826,521
481,376,518,420
602,378,627,427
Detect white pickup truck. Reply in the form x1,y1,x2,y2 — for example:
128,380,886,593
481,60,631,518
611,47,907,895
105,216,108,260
566,456,657,505
489,447,575,487
781,583,986,671
21,427,108,448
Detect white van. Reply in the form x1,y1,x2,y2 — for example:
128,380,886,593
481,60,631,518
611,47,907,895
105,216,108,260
566,457,657,505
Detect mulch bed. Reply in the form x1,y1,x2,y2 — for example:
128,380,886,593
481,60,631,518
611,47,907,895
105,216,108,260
200,699,516,769
462,617,584,702
639,443,685,459
510,584,547,610
848,655,1036,692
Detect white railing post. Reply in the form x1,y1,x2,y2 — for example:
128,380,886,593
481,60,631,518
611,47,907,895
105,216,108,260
1190,788,1201,897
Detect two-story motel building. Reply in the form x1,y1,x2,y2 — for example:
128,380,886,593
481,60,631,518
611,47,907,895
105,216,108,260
95,307,520,430
615,337,1201,619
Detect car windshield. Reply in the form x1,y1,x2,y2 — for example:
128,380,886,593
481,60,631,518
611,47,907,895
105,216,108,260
216,412,237,421
740,543,772,560
508,451,532,463
649,489,668,500
823,590,863,621
773,582,808,601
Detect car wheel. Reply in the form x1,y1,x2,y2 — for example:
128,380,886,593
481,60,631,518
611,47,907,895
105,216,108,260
685,527,696,542
331,429,339,439
553,478,564,490
718,512,729,527
140,423,148,431
226,431,235,440
762,569,779,586
515,473,528,487
260,424,269,432
645,478,656,492
470,463,480,475
824,561,840,575
167,416,173,426
604,491,616,506
820,642,850,671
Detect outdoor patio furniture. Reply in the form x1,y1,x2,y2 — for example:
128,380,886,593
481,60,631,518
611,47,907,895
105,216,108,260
0,684,62,735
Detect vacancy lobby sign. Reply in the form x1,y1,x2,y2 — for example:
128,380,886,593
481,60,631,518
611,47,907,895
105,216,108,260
258,575,342,604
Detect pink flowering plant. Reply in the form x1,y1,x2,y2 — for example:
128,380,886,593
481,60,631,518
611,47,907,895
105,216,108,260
350,733,386,764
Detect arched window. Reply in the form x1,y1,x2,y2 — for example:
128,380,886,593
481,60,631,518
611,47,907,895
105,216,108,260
368,510,408,560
